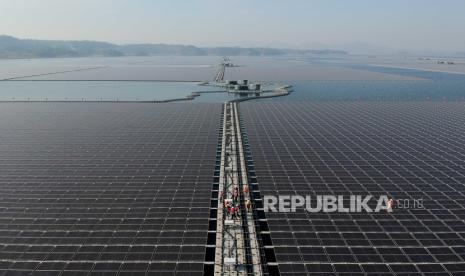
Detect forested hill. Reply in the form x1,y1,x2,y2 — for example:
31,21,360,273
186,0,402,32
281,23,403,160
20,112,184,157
0,35,348,59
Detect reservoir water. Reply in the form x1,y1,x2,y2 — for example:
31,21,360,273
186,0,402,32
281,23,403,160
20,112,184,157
1,56,465,103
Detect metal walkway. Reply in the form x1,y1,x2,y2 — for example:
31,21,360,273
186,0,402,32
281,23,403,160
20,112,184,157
214,102,262,276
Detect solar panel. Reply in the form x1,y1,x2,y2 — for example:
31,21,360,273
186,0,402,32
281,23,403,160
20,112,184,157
0,103,221,275
241,101,465,275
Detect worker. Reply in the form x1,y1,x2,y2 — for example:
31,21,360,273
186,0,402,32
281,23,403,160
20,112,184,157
387,198,395,212
225,200,231,218
246,199,252,212
234,203,240,219
230,205,235,220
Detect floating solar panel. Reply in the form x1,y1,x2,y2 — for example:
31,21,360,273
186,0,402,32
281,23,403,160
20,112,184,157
241,102,465,276
0,103,221,275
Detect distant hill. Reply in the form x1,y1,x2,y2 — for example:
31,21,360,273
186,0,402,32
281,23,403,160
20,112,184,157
0,35,347,59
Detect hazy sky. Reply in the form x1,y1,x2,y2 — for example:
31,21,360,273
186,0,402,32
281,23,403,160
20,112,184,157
1,0,465,51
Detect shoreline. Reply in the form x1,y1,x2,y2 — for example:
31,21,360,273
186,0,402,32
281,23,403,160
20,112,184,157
371,63,465,76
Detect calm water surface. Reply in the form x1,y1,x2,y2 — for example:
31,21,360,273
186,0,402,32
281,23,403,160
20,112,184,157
1,57,465,103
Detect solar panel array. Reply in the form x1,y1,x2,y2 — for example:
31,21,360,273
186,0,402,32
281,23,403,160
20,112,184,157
241,102,465,276
0,103,221,275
